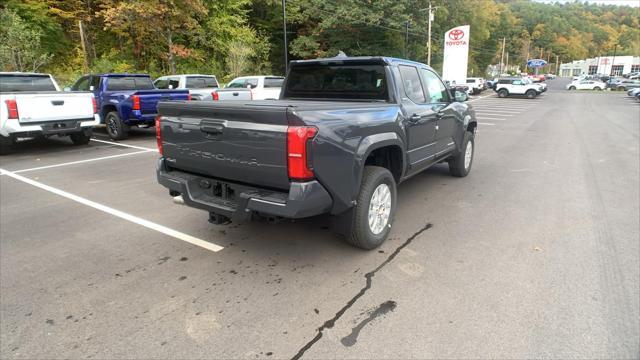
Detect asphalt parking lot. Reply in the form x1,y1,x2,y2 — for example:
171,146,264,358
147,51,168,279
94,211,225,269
1,79,639,359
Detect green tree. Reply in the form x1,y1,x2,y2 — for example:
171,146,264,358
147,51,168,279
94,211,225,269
0,9,53,72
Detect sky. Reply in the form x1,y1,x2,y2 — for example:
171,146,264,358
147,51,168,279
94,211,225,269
532,0,640,6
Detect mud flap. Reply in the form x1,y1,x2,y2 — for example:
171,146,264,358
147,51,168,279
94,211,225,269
331,207,356,238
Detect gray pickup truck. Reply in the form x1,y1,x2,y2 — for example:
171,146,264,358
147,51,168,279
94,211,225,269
156,56,477,249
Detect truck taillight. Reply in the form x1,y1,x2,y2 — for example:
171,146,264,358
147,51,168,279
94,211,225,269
91,96,97,114
155,116,163,155
287,126,317,181
212,91,219,101
187,93,192,101
4,99,18,119
132,95,140,110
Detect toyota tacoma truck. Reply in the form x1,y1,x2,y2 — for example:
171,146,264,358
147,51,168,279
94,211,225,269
156,56,477,249
153,74,220,101
1,72,99,155
71,73,189,140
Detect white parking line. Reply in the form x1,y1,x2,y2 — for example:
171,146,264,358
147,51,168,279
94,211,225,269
466,94,496,103
7,150,154,174
477,117,507,121
474,112,515,116
478,122,496,126
91,138,157,152
0,168,224,253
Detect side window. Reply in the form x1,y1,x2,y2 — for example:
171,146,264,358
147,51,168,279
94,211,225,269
90,76,101,90
512,80,523,85
246,78,259,89
155,79,169,89
419,69,449,103
72,76,90,91
398,65,426,103
168,78,180,89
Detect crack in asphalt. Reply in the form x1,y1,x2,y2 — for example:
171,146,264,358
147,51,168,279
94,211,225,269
291,223,432,360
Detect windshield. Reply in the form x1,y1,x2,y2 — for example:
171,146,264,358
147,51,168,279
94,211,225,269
283,64,388,101
106,76,155,91
0,74,57,92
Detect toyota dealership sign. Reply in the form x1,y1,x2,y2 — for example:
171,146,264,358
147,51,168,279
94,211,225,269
442,25,470,85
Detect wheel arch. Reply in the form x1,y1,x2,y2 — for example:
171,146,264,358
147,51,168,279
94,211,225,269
355,132,405,192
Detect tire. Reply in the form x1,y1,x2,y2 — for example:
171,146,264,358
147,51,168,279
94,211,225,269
568,86,576,90
344,166,397,250
617,86,625,91
70,128,92,145
498,89,508,98
0,135,15,155
525,90,537,99
105,111,129,140
448,131,475,177
594,86,601,91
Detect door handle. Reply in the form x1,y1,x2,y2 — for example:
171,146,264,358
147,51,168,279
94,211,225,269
200,123,224,135
409,114,421,123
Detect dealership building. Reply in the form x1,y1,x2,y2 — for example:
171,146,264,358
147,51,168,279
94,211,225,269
559,56,640,77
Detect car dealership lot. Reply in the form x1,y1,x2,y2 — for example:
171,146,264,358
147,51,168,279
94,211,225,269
1,80,639,358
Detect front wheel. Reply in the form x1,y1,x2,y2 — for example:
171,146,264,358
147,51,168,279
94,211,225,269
568,86,576,90
449,132,475,177
70,128,92,145
593,86,602,91
344,166,397,250
105,111,129,140
498,89,508,98
526,90,537,99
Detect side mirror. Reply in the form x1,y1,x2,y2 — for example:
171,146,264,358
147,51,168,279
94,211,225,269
247,85,252,89
454,90,467,102
168,84,174,89
63,87,71,92
89,85,94,91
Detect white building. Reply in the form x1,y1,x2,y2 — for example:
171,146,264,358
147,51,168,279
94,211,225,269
559,56,640,77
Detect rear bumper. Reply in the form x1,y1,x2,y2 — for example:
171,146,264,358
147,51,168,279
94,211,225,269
1,114,100,137
156,158,333,220
125,111,156,125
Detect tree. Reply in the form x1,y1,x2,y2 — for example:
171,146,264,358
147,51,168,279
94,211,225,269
0,9,53,72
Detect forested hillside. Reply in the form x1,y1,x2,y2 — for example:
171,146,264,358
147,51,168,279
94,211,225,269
1,0,638,84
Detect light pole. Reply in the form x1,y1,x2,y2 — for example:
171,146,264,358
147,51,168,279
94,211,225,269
420,4,438,66
282,0,288,74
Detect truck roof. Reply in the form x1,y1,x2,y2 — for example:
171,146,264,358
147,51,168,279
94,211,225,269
93,73,151,77
290,56,432,70
0,72,51,76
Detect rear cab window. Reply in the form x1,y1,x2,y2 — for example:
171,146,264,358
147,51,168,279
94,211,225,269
0,74,57,92
263,77,284,88
226,79,247,88
106,76,155,91
282,64,389,101
185,76,219,89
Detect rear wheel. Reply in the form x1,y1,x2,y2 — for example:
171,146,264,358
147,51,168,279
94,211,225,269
344,166,397,250
498,89,508,98
449,131,475,177
594,86,602,91
105,111,129,140
525,90,537,99
0,135,15,155
70,128,92,145
568,86,576,90
617,86,626,91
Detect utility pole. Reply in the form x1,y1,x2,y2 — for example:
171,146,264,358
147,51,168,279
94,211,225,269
78,20,89,73
427,1,434,66
539,47,543,58
499,37,506,75
506,52,509,73
405,21,410,59
525,40,530,74
555,55,559,75
282,0,288,73
610,44,618,76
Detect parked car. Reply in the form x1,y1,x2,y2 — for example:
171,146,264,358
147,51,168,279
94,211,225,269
215,76,284,101
71,74,189,140
612,79,640,91
154,74,219,101
495,77,541,98
0,72,99,154
523,77,546,92
155,56,477,249
465,77,484,95
545,73,556,80
529,74,545,83
627,88,640,97
565,80,606,91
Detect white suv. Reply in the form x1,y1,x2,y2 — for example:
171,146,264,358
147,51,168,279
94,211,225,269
465,78,484,95
494,77,541,99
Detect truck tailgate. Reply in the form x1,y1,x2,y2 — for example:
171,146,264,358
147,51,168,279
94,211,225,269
135,90,189,115
15,93,93,123
158,101,290,190
215,89,252,101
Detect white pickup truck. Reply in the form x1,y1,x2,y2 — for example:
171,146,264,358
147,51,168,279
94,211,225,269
0,72,99,154
154,74,220,101
215,76,284,101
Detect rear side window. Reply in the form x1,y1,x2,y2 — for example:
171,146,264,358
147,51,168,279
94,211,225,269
226,79,246,88
246,78,259,89
498,79,511,84
154,79,169,89
72,76,90,91
399,65,426,103
185,76,218,89
466,79,475,83
90,76,101,90
0,75,57,92
106,77,154,91
264,77,284,88
283,64,388,101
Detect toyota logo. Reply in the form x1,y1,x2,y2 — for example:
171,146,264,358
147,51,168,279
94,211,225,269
449,29,465,41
